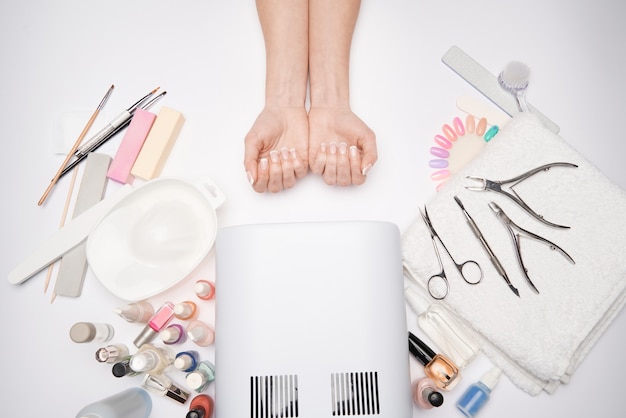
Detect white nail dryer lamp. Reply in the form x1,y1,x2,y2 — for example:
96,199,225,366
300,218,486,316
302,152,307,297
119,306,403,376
214,221,412,418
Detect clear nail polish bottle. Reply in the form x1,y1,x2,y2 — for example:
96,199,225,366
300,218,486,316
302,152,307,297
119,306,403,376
129,343,173,375
113,301,154,323
186,360,216,393
405,287,480,369
141,374,189,405
456,367,502,417
186,320,215,347
412,377,444,409
408,331,461,391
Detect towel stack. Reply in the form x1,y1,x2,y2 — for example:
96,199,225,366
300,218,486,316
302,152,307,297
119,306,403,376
402,113,626,395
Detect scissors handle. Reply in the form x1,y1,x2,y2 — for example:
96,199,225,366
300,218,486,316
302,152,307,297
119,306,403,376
427,273,449,300
458,260,482,285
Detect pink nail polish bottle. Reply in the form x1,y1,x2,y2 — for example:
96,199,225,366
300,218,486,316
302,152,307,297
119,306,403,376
186,320,215,347
133,302,175,347
194,280,215,300
412,377,444,409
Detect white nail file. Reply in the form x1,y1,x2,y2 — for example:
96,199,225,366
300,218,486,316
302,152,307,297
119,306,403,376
8,184,132,285
54,153,111,297
442,45,559,134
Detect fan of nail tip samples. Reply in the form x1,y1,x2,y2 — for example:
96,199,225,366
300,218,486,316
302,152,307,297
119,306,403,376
429,115,499,191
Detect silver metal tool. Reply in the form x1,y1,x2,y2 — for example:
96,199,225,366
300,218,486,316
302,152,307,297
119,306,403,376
454,196,519,297
465,162,578,229
488,202,575,294
421,207,482,300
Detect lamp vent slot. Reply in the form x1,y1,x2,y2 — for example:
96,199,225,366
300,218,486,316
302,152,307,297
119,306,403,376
250,374,299,418
331,371,380,416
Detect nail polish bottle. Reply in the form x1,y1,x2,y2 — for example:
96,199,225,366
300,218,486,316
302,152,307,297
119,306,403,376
174,350,200,372
160,323,186,345
174,300,198,320
141,373,189,405
111,357,140,378
186,360,216,393
412,377,444,409
95,344,129,364
129,343,173,375
187,394,214,418
405,287,480,369
113,301,154,323
194,280,215,300
69,322,114,344
456,367,502,417
187,320,215,347
133,301,175,347
75,387,152,418
408,331,461,391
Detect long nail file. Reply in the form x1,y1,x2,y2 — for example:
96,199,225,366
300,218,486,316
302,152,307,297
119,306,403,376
8,184,132,285
54,153,111,297
442,45,559,134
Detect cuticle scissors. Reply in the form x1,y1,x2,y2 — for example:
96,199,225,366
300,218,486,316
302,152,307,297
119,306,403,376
489,202,575,294
465,162,578,229
421,207,482,300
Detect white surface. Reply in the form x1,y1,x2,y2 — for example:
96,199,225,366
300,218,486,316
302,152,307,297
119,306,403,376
1,1,625,417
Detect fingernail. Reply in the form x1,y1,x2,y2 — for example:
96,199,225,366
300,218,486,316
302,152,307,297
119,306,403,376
349,145,358,158
246,170,255,185
280,147,289,160
338,142,347,155
320,143,327,152
260,158,268,171
362,163,372,176
329,142,337,154
270,150,280,163
289,148,297,159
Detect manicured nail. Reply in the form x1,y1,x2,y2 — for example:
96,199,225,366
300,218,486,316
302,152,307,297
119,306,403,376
280,147,289,160
320,143,327,152
338,142,347,155
259,158,268,171
329,142,337,154
289,148,297,159
246,171,255,185
362,163,372,176
349,145,358,158
270,150,280,163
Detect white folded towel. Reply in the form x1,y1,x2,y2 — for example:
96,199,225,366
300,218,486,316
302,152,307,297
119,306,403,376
402,113,626,395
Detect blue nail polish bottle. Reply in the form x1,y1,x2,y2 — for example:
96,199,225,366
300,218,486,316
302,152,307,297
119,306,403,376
456,367,501,417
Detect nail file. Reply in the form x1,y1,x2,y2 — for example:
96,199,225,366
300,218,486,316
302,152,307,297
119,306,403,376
54,153,111,297
131,106,185,180
8,184,132,285
442,45,559,134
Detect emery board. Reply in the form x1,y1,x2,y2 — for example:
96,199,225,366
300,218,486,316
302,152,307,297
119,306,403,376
442,45,559,134
8,184,132,285
54,153,111,297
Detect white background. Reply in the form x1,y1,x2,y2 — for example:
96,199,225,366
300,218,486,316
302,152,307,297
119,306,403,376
1,1,625,417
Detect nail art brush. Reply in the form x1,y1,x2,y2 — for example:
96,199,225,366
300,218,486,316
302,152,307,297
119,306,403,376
38,84,114,206
58,90,166,179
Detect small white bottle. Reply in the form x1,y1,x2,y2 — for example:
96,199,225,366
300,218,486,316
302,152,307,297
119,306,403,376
75,387,151,418
405,287,480,368
186,320,215,347
186,360,216,392
69,322,114,344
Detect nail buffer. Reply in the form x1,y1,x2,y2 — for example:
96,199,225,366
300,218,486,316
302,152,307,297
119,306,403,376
54,153,111,297
441,45,559,134
8,184,132,285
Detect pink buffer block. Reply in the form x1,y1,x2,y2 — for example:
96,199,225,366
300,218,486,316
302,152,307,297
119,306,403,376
107,109,156,184
131,106,185,180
